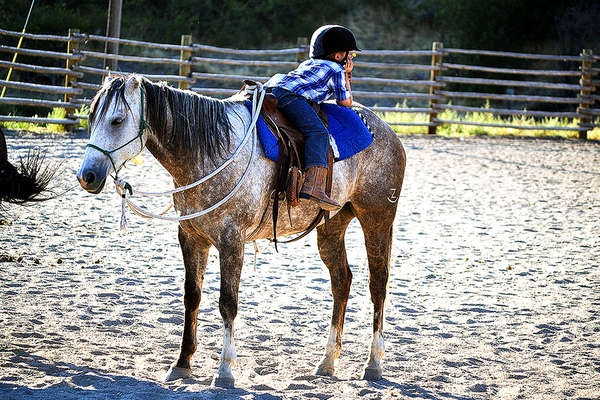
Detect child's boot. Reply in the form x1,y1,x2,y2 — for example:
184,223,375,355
299,166,341,211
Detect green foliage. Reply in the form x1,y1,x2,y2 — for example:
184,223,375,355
360,0,436,23
358,0,597,53
45,107,66,133
9,0,356,48
74,105,89,131
428,0,554,51
1,0,596,52
0,1,105,37
137,0,355,47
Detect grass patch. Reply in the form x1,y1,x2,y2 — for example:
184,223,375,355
0,106,89,133
46,107,67,133
73,105,90,132
379,102,600,140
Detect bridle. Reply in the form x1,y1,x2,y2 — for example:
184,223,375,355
83,81,267,229
86,87,149,180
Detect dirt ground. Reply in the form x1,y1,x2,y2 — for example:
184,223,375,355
1,133,599,399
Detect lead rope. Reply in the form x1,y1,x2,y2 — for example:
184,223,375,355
116,83,266,229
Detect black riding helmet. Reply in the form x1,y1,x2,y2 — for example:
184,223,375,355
309,25,360,59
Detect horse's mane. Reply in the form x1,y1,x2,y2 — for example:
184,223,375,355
89,74,233,165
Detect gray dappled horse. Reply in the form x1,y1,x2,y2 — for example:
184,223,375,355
0,127,59,213
77,74,406,386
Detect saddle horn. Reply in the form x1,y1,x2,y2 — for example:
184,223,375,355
0,127,7,163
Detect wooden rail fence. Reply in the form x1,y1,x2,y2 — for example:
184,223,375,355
1,27,598,139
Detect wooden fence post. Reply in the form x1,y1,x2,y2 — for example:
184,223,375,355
179,34,193,90
577,49,593,140
64,28,80,130
104,0,122,71
427,41,443,135
296,37,308,65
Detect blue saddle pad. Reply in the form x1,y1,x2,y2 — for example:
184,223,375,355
244,101,373,162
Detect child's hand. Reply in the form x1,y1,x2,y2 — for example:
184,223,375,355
344,55,354,73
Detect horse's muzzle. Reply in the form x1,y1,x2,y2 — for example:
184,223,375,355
77,161,109,194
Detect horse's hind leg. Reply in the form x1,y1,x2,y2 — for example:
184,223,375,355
357,212,394,381
314,204,356,376
165,226,211,381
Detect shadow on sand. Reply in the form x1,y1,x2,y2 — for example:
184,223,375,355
368,378,477,400
1,349,481,400
0,349,281,400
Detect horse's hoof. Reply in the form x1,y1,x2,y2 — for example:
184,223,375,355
314,364,335,377
212,375,235,388
164,365,193,382
362,366,383,381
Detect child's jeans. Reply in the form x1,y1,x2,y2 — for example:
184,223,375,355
270,87,329,168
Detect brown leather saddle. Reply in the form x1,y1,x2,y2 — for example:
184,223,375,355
240,80,334,249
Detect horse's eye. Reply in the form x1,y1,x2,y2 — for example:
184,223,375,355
111,116,124,126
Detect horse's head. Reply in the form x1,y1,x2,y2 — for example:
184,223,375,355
77,74,148,193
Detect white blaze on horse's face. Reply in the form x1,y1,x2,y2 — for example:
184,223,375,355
77,76,146,194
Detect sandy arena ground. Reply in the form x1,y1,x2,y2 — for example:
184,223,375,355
0,133,599,399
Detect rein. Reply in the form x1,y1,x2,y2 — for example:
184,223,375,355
111,83,266,229
86,88,149,180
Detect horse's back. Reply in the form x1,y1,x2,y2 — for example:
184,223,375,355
342,104,406,213
352,103,406,167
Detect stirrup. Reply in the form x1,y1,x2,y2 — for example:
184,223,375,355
299,192,341,211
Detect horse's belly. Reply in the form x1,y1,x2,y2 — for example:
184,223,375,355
246,200,337,241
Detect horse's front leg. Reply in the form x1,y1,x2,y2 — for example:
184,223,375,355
165,226,211,381
212,230,245,388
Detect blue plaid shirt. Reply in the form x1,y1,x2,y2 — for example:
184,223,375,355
266,59,350,104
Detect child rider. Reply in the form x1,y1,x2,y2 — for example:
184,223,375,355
265,25,359,211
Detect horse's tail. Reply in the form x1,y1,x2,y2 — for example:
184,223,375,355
0,127,62,207
0,126,7,164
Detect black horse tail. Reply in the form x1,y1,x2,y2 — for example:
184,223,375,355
0,127,61,206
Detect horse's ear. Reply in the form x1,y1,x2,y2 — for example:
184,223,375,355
102,74,116,86
129,75,141,88
0,126,7,163
125,75,142,96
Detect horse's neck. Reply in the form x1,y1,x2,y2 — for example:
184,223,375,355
145,102,251,188
144,137,185,185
